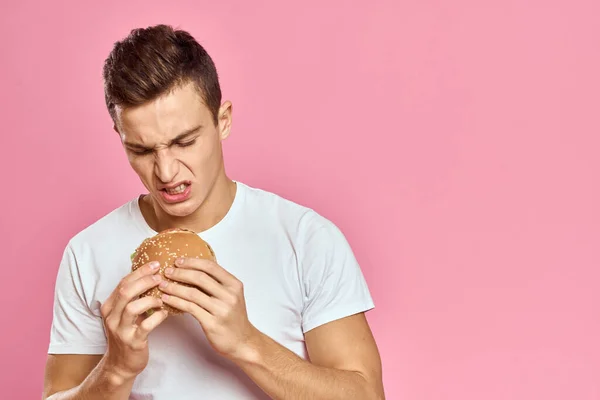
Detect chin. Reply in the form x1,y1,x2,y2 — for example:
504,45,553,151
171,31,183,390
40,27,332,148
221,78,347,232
159,200,200,218
148,192,198,218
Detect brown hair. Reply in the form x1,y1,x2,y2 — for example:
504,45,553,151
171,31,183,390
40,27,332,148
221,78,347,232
102,24,222,125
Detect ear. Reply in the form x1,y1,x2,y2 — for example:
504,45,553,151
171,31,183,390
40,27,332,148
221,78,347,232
218,101,233,140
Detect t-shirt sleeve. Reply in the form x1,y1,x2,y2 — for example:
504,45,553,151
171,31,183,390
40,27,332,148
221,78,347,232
300,214,375,333
47,242,107,355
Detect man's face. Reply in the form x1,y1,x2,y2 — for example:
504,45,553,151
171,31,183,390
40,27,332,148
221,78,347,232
114,81,231,218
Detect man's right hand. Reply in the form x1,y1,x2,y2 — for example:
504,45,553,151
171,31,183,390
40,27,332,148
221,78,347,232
100,260,168,381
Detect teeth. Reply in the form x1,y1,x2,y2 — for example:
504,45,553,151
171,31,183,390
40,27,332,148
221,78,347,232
165,184,187,195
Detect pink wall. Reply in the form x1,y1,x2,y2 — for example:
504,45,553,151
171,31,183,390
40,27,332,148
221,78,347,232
1,1,599,399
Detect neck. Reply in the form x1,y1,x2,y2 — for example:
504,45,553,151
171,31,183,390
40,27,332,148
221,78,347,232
141,174,237,234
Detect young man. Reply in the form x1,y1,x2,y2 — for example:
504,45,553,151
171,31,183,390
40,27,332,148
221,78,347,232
43,24,384,400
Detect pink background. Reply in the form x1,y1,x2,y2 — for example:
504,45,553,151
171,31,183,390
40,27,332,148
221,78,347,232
1,1,599,399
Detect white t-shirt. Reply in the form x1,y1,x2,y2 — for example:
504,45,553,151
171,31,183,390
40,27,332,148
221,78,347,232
48,181,375,399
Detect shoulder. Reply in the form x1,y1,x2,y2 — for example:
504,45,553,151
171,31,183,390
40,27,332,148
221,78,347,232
238,181,340,235
237,181,348,252
65,197,143,259
55,197,147,302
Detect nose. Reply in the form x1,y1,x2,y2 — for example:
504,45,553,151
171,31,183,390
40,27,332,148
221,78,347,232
154,148,179,184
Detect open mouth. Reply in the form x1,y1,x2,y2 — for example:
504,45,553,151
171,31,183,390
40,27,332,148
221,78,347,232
163,183,189,195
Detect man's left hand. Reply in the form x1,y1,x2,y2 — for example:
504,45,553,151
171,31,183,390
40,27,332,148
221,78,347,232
158,257,259,360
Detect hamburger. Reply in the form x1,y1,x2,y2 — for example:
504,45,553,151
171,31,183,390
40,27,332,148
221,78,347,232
130,227,216,316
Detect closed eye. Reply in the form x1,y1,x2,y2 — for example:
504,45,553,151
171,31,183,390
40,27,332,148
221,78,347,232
175,140,196,147
127,139,196,155
130,148,153,155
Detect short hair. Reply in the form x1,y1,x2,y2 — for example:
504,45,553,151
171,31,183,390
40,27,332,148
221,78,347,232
102,24,222,125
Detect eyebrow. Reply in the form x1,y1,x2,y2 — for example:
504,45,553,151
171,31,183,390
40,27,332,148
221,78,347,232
123,125,203,150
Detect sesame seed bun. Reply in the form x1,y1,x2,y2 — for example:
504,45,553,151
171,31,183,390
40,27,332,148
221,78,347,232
131,227,216,316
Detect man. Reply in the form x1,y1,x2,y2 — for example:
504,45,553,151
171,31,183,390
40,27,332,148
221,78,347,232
43,24,384,400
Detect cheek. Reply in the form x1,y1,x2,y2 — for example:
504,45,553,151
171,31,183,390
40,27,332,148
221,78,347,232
181,152,211,177
182,139,220,173
129,157,155,180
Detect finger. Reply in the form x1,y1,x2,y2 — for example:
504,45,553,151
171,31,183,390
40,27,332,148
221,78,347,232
175,258,237,287
128,260,161,282
165,267,229,299
111,274,163,319
161,293,213,324
135,309,169,341
104,261,160,312
159,280,219,314
120,295,164,326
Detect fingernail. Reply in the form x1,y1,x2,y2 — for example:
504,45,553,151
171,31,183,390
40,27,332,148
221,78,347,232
159,281,168,289
152,274,162,282
150,261,160,270
165,267,174,275
162,294,170,301
176,258,184,266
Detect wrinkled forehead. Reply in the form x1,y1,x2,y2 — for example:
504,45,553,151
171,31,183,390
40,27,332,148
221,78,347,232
115,84,210,144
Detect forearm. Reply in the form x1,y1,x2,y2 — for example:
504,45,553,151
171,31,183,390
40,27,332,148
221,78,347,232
234,331,382,400
46,357,135,400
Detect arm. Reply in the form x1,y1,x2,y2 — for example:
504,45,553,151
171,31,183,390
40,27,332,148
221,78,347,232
159,214,383,399
43,354,135,400
44,241,168,400
162,258,385,400
234,313,385,400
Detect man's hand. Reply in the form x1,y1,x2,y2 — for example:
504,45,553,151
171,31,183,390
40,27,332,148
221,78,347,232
158,257,258,360
156,257,384,400
100,260,169,381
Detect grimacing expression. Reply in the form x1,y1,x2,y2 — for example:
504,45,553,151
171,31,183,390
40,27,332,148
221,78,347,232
114,82,231,218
